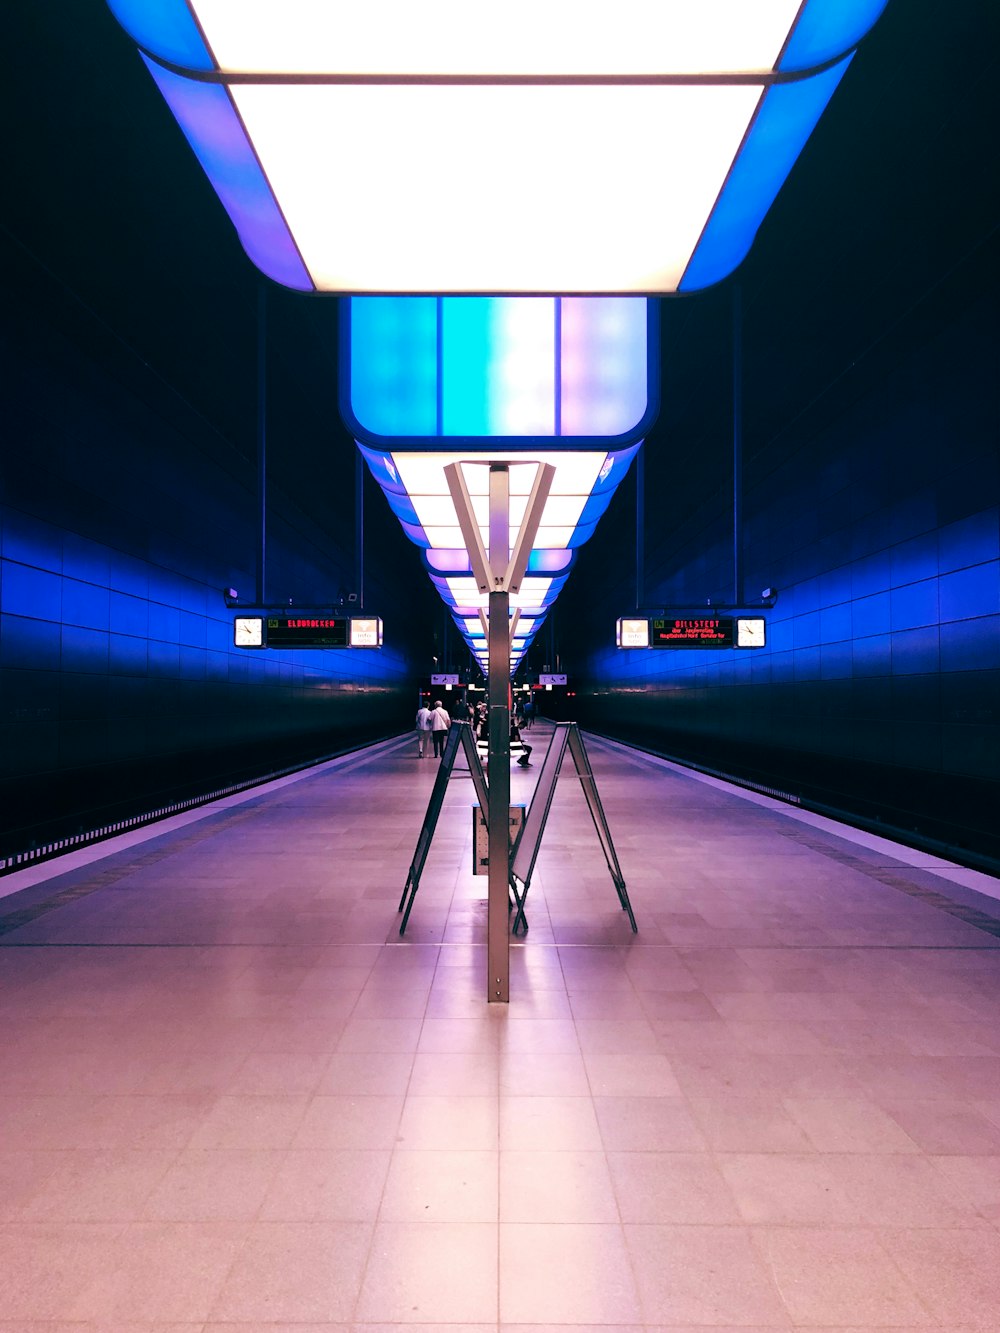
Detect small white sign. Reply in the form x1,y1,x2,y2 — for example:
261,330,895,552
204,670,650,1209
350,617,382,647
617,617,649,648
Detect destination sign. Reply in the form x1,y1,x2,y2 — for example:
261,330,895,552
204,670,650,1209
266,616,349,647
618,615,765,648
651,617,734,647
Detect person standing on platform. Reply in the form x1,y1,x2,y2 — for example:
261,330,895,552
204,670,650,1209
522,695,535,729
511,717,532,767
429,699,451,758
415,701,433,758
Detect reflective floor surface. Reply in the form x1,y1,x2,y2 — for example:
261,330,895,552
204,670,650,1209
2,724,1000,1329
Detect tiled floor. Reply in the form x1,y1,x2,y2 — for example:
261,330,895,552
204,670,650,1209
2,725,1000,1330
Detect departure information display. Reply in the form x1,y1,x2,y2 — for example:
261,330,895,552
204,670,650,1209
650,617,734,647
265,616,349,647
617,616,766,649
234,613,384,649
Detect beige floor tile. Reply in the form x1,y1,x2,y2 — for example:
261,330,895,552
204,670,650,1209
782,1094,922,1152
573,1017,660,1053
593,1095,707,1152
71,1221,248,1322
259,1148,390,1221
225,1052,332,1097
880,1227,1000,1327
210,1220,371,1322
500,1149,617,1223
609,1150,741,1224
568,990,648,1019
135,1049,250,1095
757,1226,932,1326
718,1152,857,1225
357,1221,498,1322
337,1016,423,1053
625,1223,790,1325
140,1148,283,1221
417,1018,501,1053
496,1016,579,1053
185,1095,308,1150
500,1223,639,1323
499,1095,602,1150
499,1048,590,1096
580,1051,682,1097
251,1014,351,1052
0,1150,62,1219
316,1051,414,1096
380,1149,497,1222
0,1222,126,1320
20,1150,176,1222
408,1051,499,1096
928,1153,1000,1223
687,1094,814,1152
359,1326,495,1333
397,1095,498,1150
877,1099,1000,1154
824,1152,991,1227
292,1096,403,1150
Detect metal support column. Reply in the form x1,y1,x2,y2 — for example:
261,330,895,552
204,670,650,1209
256,282,267,605
355,448,364,609
443,456,553,1002
635,444,645,611
487,465,511,1003
732,281,744,606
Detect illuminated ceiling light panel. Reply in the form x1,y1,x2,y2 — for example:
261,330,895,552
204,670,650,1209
358,444,641,557
425,549,573,577
107,0,888,294
347,293,646,675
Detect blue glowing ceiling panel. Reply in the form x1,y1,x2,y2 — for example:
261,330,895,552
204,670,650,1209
346,297,654,447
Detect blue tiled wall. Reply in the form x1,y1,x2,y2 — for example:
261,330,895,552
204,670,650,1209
0,501,413,855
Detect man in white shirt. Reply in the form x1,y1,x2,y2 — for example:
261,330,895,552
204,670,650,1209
415,702,433,758
428,700,451,759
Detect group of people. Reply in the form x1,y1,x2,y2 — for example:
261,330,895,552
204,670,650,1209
414,700,452,759
414,694,534,766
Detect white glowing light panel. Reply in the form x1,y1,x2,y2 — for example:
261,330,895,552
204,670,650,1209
107,0,888,294
360,443,640,669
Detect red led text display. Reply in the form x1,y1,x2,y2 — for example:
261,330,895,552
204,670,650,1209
650,617,735,648
266,616,349,647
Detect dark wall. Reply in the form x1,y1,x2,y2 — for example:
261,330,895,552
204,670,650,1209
556,1,999,866
566,277,999,862
1,5,445,865
0,254,428,863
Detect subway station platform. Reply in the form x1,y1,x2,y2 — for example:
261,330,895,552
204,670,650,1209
2,724,1000,1328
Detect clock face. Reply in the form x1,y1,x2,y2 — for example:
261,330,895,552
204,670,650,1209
736,617,766,648
234,616,264,647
